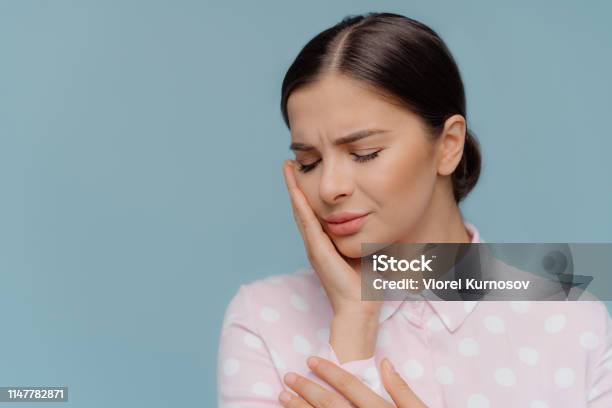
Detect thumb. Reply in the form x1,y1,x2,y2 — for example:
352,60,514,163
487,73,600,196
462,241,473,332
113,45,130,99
380,358,428,408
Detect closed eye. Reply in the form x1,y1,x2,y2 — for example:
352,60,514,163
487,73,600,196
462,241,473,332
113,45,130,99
352,150,379,163
297,150,381,173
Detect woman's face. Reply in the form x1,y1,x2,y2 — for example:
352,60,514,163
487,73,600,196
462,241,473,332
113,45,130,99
286,73,459,259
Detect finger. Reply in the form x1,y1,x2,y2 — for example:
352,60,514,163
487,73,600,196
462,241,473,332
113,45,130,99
380,358,428,408
307,356,393,407
282,160,326,238
282,160,337,264
282,160,306,236
283,371,352,408
278,389,313,408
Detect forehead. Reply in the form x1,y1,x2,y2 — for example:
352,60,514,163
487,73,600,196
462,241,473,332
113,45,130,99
287,73,411,137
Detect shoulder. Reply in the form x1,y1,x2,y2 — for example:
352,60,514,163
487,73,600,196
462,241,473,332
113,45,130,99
226,265,324,308
476,298,611,355
477,297,610,326
221,265,331,330
245,265,324,302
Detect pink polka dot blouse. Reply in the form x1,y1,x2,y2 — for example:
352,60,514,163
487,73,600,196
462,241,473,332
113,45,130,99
217,221,612,407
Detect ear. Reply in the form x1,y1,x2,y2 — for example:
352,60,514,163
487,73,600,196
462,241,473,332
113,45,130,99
435,114,466,176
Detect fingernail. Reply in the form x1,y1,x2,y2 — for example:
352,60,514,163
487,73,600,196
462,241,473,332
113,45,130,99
307,356,319,369
279,390,292,403
382,358,396,374
284,372,297,385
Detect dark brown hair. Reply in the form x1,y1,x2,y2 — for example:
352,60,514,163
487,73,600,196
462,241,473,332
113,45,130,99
280,12,481,203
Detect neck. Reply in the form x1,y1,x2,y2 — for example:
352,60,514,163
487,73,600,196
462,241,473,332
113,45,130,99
398,180,470,244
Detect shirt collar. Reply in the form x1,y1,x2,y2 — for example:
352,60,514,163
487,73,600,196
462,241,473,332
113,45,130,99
378,220,484,332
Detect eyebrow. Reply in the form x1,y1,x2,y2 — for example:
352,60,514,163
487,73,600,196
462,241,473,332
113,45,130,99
289,129,389,152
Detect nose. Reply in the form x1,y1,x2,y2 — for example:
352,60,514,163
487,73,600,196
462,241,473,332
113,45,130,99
318,156,354,205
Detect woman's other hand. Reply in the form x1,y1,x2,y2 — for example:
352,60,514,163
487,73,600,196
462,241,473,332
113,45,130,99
278,356,428,407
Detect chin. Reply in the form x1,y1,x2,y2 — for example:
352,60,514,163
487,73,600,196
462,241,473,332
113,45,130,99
330,234,366,259
332,230,396,259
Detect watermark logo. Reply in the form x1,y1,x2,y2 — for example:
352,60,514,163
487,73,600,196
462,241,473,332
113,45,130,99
360,243,604,301
372,254,435,272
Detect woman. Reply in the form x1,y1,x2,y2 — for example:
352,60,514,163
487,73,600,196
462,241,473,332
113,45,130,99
217,12,612,407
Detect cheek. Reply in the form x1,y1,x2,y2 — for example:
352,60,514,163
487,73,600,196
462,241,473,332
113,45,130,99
295,175,322,214
369,144,434,193
365,144,437,223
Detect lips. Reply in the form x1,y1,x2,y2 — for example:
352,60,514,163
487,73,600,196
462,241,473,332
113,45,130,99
324,211,370,223
324,211,370,236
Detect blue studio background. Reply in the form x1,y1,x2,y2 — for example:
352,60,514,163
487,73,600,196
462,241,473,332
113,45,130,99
1,1,611,406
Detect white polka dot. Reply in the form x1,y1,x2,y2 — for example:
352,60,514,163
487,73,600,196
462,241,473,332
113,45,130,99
580,332,600,350
554,367,575,388
494,368,516,387
317,328,330,343
545,314,566,334
363,366,381,390
459,337,480,357
484,316,505,334
435,366,455,385
270,349,286,370
529,401,549,408
379,305,396,323
243,333,263,349
251,382,273,396
510,301,531,314
290,293,310,312
292,335,312,355
427,314,445,331
467,393,490,408
402,359,424,379
518,347,540,366
223,358,240,376
377,329,391,348
363,366,379,381
464,301,478,313
260,306,280,322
